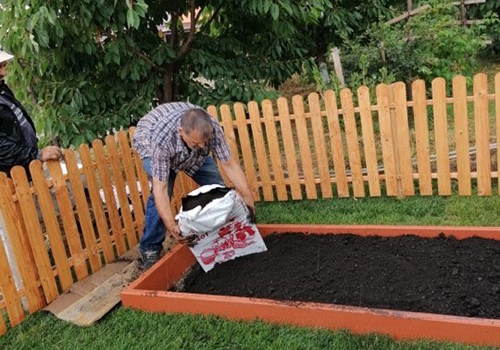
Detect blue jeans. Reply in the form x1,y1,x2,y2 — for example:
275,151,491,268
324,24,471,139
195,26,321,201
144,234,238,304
139,156,224,253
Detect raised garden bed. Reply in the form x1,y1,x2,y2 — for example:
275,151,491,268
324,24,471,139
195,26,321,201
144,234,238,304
122,224,500,347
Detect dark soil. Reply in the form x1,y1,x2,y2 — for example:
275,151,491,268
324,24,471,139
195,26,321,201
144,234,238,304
179,233,500,319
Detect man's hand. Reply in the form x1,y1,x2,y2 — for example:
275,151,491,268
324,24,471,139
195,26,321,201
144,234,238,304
166,220,181,241
39,146,62,162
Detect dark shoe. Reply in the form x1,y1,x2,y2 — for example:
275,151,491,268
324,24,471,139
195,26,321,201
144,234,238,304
139,250,161,270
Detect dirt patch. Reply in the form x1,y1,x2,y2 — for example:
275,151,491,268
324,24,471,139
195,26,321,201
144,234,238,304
179,233,500,319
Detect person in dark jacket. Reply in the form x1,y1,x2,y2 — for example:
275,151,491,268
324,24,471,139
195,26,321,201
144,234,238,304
0,49,61,175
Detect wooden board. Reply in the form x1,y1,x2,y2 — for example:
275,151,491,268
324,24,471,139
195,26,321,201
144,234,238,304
277,97,302,200
32,161,76,288
262,100,288,200
0,174,45,312
92,140,127,256
473,73,491,195
357,86,381,196
496,73,500,194
10,166,59,303
105,135,137,247
248,101,274,201
292,95,317,199
340,89,364,197
324,90,349,197
411,80,433,195
128,127,150,207
234,103,259,200
63,150,102,273
391,82,415,195
79,144,115,263
432,78,452,195
0,236,25,326
376,84,398,196
308,93,333,198
452,75,472,195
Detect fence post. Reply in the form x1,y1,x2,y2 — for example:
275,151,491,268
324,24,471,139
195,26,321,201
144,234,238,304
329,47,345,88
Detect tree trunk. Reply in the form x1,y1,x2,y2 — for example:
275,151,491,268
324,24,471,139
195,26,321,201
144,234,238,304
161,64,175,103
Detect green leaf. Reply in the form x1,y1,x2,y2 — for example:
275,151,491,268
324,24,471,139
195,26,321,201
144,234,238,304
270,4,279,20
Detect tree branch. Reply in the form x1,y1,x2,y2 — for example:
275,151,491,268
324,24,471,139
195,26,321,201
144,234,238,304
129,45,167,73
199,3,223,33
175,0,200,62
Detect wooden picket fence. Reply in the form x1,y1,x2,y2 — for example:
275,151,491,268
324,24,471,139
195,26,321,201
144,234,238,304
0,72,498,335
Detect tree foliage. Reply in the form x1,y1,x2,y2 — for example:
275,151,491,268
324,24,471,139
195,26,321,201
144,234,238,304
0,0,391,146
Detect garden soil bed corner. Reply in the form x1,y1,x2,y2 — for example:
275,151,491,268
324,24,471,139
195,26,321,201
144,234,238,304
122,224,500,347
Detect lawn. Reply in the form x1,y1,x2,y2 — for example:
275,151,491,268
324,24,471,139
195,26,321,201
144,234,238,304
1,194,499,350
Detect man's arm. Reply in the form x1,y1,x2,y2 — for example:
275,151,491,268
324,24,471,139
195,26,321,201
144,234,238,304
152,177,181,239
0,134,38,170
220,157,254,209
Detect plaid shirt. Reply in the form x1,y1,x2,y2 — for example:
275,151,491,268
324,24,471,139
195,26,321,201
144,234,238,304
133,102,231,182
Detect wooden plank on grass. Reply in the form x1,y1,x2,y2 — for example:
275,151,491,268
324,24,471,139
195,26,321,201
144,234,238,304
79,144,115,263
358,86,381,196
292,95,317,199
248,101,274,201
234,103,259,200
118,131,145,235
308,93,333,198
412,80,433,195
473,73,491,195
262,100,288,200
391,82,415,195
277,97,302,200
44,160,89,277
32,161,75,289
496,73,500,194
105,135,137,247
376,84,398,196
0,174,45,312
92,140,127,256
10,166,59,303
340,89,365,197
432,78,452,195
128,127,150,207
452,75,472,195
324,90,349,197
64,149,102,273
0,238,25,326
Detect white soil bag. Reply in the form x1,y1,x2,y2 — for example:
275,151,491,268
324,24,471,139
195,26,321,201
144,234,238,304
176,185,267,272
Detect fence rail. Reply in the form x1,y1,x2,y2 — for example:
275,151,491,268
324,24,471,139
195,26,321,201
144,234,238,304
0,72,499,334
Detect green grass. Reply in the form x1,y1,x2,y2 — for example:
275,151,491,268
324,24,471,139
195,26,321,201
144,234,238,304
1,194,499,350
1,309,496,350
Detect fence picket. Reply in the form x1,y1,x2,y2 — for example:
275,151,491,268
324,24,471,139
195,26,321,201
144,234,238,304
292,95,317,199
105,135,137,248
496,73,500,194
412,80,433,195
79,144,115,263
308,93,333,198
63,149,102,273
92,140,127,255
248,101,274,201
324,90,349,197
376,84,398,196
262,100,288,200
452,75,472,195
473,73,491,195
10,166,59,303
391,82,415,196
340,89,365,197
432,78,452,195
32,161,75,288
234,103,259,199
358,86,381,196
0,174,44,312
118,131,145,236
220,105,240,164
277,97,302,200
0,237,24,326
